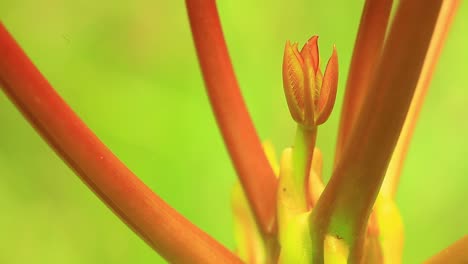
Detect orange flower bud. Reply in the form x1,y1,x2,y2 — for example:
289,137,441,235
282,36,339,127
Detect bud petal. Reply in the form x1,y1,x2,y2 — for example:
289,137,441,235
300,36,320,73
283,36,338,127
300,36,320,126
283,41,305,123
316,46,339,125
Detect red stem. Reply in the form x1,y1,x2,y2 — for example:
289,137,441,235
0,23,241,264
185,0,278,235
311,1,442,262
335,0,393,164
425,235,468,264
381,0,461,197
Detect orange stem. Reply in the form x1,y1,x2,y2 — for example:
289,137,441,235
185,0,278,235
424,235,468,264
0,23,241,264
335,0,393,164
311,1,442,262
381,0,460,197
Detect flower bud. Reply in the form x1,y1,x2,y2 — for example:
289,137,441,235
282,36,339,127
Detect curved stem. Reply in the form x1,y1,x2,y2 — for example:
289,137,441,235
311,1,443,262
0,23,241,264
335,0,393,164
424,235,468,264
185,0,278,235
381,0,460,198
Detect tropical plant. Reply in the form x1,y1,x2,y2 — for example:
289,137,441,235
0,0,466,263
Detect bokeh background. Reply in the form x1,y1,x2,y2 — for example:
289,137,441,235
0,1,467,263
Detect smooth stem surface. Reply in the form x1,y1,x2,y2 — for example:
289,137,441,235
381,0,460,198
311,1,442,262
0,23,241,264
335,0,393,164
185,0,278,235
424,235,468,264
292,126,317,211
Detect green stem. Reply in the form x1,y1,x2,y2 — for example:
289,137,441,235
291,125,317,211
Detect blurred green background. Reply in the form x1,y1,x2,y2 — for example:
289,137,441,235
0,1,467,263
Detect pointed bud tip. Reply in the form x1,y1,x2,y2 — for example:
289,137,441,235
282,37,339,127
283,40,306,124
301,36,320,72
315,45,339,125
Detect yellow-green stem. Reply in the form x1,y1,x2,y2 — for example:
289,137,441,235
292,125,317,211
